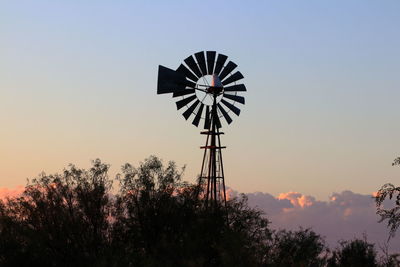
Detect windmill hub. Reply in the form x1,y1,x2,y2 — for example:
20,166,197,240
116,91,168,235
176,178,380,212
207,75,223,95
196,86,223,106
207,86,223,94
212,74,222,86
157,51,247,206
194,74,224,106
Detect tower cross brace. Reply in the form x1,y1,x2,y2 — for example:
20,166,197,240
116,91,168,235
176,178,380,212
198,82,227,206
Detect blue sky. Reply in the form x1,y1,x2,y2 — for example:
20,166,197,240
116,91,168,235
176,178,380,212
1,1,400,200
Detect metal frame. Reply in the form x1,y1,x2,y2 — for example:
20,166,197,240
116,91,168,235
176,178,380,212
198,93,227,207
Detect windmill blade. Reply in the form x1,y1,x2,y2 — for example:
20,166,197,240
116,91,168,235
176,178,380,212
194,51,207,76
176,94,197,110
173,89,195,97
214,54,228,75
157,65,187,94
184,56,202,78
219,61,238,81
204,106,211,129
179,79,199,90
176,64,198,82
221,99,241,116
206,51,216,74
184,79,197,89
223,84,247,92
217,103,232,124
222,71,244,86
223,94,245,104
192,103,204,127
182,100,200,120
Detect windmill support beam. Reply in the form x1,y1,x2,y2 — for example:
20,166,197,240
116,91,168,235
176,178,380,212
198,93,227,207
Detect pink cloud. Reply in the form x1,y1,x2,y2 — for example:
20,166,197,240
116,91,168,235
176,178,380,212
277,191,315,208
0,185,24,200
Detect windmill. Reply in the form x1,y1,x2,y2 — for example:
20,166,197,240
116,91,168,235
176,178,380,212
157,51,246,206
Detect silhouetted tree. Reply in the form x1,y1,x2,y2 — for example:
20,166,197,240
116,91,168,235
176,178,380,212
0,159,114,266
112,156,272,266
3,155,398,266
378,242,400,267
327,237,378,267
264,227,327,267
0,156,272,267
375,157,400,238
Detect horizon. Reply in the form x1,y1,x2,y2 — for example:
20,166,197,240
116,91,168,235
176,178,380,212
1,0,400,254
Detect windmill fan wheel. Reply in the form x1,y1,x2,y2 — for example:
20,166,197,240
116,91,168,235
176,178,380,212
157,51,246,129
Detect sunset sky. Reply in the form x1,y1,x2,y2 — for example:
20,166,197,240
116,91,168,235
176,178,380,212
1,1,400,203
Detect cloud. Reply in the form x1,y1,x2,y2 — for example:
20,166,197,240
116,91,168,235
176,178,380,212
277,191,316,208
0,185,24,200
229,189,400,252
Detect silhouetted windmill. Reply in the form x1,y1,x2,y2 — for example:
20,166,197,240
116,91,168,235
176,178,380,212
157,51,246,206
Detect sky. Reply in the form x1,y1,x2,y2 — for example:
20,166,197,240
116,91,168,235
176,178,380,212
1,1,400,202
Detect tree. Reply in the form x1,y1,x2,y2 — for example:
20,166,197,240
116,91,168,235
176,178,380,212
0,159,114,266
327,237,378,267
264,228,328,267
112,155,272,266
378,242,400,267
5,155,395,266
0,156,272,267
375,157,400,238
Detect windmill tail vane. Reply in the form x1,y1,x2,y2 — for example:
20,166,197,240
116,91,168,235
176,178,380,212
156,51,246,206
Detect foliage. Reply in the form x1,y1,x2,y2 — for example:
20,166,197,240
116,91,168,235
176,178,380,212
2,155,399,266
327,237,378,267
378,243,400,267
0,156,271,267
375,157,400,238
264,228,328,267
0,159,113,266
375,183,400,238
112,156,272,266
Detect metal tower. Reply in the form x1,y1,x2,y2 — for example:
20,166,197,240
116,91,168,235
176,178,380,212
157,51,246,206
198,75,227,205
